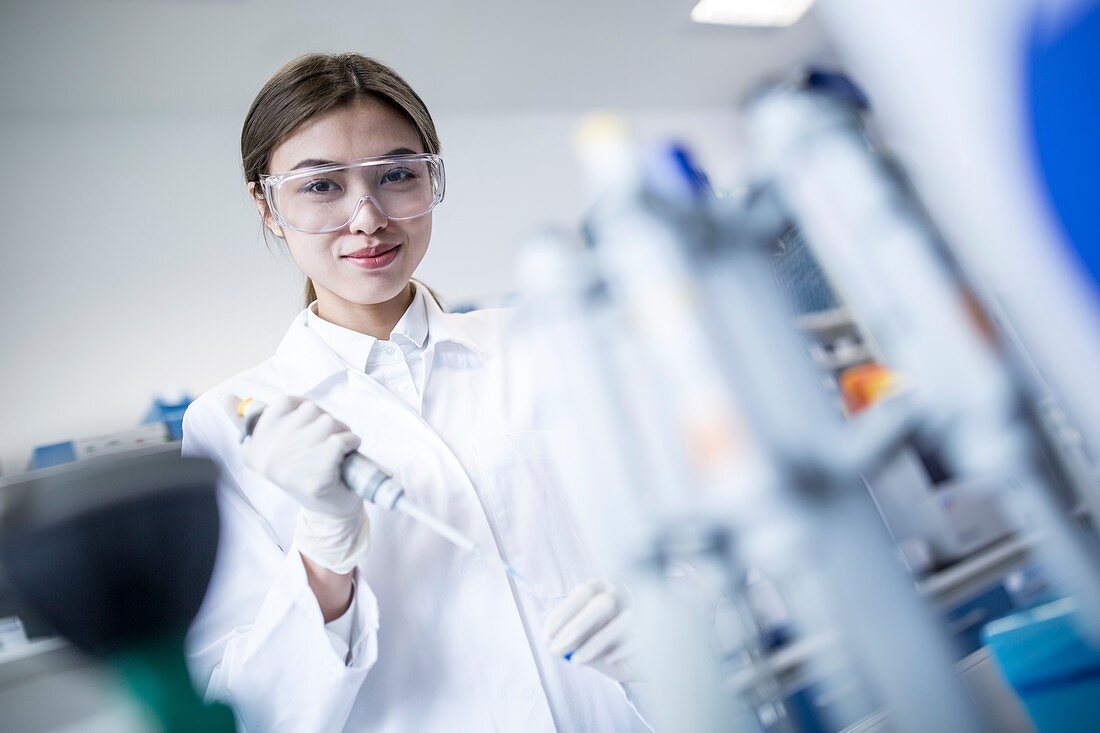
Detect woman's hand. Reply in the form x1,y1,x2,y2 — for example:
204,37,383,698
542,579,637,682
225,395,371,584
237,395,364,519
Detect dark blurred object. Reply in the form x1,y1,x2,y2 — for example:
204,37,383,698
803,67,871,111
0,445,235,732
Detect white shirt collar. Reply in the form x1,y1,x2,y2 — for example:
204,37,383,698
275,282,487,396
305,283,429,371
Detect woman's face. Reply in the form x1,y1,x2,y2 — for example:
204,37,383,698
261,98,432,307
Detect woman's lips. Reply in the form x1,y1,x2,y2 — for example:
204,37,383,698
343,244,401,270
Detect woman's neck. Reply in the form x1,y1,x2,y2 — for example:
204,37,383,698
314,282,415,340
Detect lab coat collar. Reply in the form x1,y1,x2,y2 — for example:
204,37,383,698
396,283,429,349
273,311,350,397
419,283,488,360
305,304,378,373
273,281,486,396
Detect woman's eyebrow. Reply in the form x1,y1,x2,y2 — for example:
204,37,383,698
290,157,338,170
289,149,419,171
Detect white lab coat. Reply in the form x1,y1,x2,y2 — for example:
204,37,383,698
181,290,651,733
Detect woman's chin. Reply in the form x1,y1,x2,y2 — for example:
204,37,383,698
327,278,413,308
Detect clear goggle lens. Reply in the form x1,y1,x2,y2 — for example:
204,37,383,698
263,153,445,234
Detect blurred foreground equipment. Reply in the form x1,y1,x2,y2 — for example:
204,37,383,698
0,445,234,732
509,27,1100,725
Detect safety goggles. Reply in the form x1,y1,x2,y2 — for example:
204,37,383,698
260,153,445,234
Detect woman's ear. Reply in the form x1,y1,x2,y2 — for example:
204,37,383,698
247,181,285,239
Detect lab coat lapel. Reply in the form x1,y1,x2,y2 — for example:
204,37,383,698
271,313,430,497
274,311,498,544
271,310,349,398
337,372,506,554
272,310,446,471
340,371,428,474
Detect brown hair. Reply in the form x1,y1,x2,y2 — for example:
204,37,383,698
241,53,441,306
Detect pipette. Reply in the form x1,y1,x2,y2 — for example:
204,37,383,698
232,397,555,604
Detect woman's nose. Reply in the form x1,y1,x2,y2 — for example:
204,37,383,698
347,195,389,234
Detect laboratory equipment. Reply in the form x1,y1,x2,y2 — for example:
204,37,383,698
558,118,986,731
28,394,194,470
28,424,175,471
743,77,1100,629
234,397,554,603
508,59,1100,724
142,392,194,441
809,3,1100,516
983,598,1100,732
0,444,235,733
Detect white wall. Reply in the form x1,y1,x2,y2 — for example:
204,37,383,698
0,108,743,473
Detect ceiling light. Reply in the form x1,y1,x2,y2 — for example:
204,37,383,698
691,0,815,27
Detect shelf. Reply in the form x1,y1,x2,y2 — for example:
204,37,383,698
918,533,1036,604
795,308,856,333
816,346,875,372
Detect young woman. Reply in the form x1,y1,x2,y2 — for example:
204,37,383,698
181,53,649,732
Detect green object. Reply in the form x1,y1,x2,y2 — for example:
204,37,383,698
111,635,236,733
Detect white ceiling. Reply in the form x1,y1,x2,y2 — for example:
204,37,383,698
0,0,834,117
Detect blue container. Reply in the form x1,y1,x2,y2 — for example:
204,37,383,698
142,394,193,441
982,598,1100,732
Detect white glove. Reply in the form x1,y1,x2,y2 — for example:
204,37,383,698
223,394,371,574
542,579,637,682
